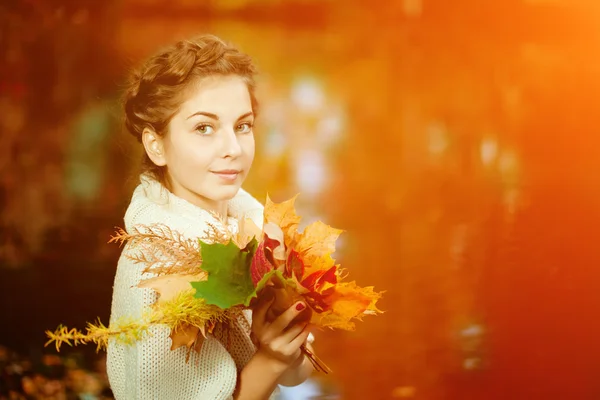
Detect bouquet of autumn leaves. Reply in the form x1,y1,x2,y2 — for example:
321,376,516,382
46,196,382,373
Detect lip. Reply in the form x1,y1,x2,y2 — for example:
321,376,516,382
211,169,241,182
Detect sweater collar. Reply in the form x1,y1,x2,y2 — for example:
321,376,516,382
137,173,238,227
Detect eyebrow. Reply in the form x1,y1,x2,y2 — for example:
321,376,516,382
186,111,254,121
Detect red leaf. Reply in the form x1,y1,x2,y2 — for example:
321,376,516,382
315,266,337,292
263,235,280,266
304,292,330,313
250,242,275,286
300,270,321,291
286,250,305,280
301,265,337,292
264,235,281,252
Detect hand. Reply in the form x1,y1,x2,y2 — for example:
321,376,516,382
251,294,311,368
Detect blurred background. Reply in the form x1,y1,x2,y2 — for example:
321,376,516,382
2,0,600,398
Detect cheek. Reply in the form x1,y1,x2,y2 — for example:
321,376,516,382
168,138,214,168
243,135,256,160
187,146,216,166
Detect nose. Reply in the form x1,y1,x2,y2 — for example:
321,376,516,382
221,128,242,158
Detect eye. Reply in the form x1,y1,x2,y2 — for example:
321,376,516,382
236,122,253,134
195,124,214,135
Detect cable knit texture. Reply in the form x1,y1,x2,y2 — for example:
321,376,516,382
107,174,267,400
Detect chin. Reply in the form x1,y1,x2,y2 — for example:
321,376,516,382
210,184,242,201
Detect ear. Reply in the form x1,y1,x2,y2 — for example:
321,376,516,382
142,127,167,166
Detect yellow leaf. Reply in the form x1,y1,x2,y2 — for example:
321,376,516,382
264,194,302,246
261,194,383,333
305,254,337,277
263,222,286,261
296,221,343,273
312,311,357,331
234,217,263,248
138,273,207,304
335,282,382,312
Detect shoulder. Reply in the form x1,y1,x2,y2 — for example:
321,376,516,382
123,174,264,235
123,181,212,239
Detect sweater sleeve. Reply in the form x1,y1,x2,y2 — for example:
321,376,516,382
106,246,239,400
106,179,275,399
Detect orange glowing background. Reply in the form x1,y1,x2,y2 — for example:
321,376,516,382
2,0,600,399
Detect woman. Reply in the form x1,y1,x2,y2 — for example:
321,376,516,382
107,35,314,400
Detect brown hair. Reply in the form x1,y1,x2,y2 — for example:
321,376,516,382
123,34,258,184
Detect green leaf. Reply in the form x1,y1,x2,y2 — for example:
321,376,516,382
191,238,258,309
243,269,301,306
244,270,282,306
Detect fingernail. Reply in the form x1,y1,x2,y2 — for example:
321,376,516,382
296,303,306,311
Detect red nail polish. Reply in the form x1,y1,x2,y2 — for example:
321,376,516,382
296,303,306,311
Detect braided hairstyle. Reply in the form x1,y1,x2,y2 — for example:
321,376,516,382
123,34,258,184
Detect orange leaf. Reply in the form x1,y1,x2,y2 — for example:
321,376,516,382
313,281,383,330
137,273,207,303
169,324,208,362
333,281,382,313
169,324,201,351
262,277,311,324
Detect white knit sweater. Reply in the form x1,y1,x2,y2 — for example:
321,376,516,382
106,174,268,400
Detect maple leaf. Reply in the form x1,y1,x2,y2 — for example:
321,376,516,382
169,324,201,351
263,222,286,262
263,197,342,277
286,250,305,281
168,319,217,362
251,270,311,322
191,238,258,309
137,273,221,355
301,265,338,294
234,217,263,249
313,281,383,330
245,269,282,307
295,221,343,275
260,195,383,333
264,195,302,247
250,241,276,286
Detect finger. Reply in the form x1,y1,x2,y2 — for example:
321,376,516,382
288,324,311,350
281,323,307,344
252,292,274,328
270,301,308,335
265,324,307,360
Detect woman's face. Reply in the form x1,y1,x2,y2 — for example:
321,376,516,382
149,75,255,212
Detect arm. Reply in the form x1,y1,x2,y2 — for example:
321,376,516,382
277,343,315,387
107,250,239,399
234,349,289,400
233,343,314,400
233,298,313,399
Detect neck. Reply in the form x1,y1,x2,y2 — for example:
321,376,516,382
166,178,228,218
180,190,228,218
207,201,228,219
